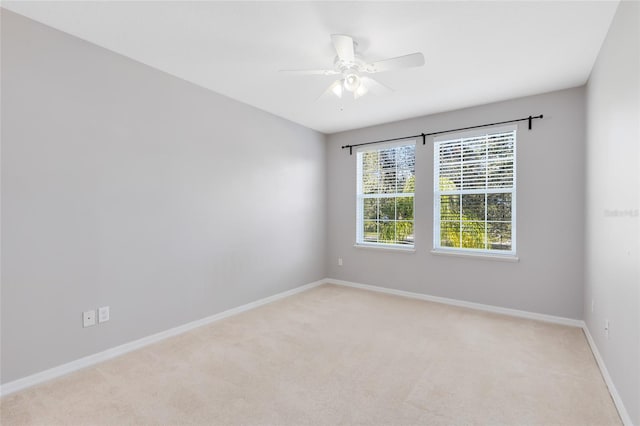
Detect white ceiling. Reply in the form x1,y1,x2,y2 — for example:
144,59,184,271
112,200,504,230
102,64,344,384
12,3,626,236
2,1,619,134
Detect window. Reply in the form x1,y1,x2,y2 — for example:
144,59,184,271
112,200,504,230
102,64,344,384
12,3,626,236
356,141,416,248
434,127,516,256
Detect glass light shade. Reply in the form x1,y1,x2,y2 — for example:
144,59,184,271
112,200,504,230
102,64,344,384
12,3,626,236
343,73,361,92
332,81,343,98
355,84,368,99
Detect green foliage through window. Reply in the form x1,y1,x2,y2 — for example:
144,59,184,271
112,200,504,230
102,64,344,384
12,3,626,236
357,144,415,246
435,130,516,253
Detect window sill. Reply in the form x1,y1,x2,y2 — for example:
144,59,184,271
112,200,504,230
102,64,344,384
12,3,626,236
430,249,519,262
354,244,416,253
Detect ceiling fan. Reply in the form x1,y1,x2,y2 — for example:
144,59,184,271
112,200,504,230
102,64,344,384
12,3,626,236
280,34,425,100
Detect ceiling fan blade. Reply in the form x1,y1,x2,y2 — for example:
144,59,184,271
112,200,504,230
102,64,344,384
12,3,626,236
331,34,355,63
364,52,425,73
318,79,344,100
360,76,393,95
280,69,339,76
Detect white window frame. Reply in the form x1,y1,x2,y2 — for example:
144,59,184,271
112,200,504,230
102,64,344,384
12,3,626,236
356,140,416,250
433,125,517,258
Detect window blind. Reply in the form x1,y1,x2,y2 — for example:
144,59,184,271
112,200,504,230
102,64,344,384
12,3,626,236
357,142,416,247
434,129,516,254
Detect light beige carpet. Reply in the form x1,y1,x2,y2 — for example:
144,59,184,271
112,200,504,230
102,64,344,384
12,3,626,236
1,284,621,425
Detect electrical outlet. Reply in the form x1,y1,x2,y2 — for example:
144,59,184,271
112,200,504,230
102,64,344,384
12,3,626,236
98,306,110,323
83,310,96,328
338,257,343,266
605,319,610,339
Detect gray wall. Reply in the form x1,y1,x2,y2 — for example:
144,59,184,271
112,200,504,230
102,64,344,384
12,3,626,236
1,10,326,384
327,87,586,319
584,1,640,423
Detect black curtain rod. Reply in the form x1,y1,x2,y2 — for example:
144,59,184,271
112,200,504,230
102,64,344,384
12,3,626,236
341,114,543,154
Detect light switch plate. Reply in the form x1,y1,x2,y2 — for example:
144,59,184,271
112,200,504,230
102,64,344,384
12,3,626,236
98,306,110,323
83,310,96,328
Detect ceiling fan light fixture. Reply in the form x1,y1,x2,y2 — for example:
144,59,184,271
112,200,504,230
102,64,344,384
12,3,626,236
354,84,368,99
343,72,361,92
281,34,423,101
332,81,344,98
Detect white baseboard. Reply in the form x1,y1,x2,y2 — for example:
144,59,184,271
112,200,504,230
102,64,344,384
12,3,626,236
327,278,584,327
582,325,634,426
2,277,632,426
0,279,325,397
